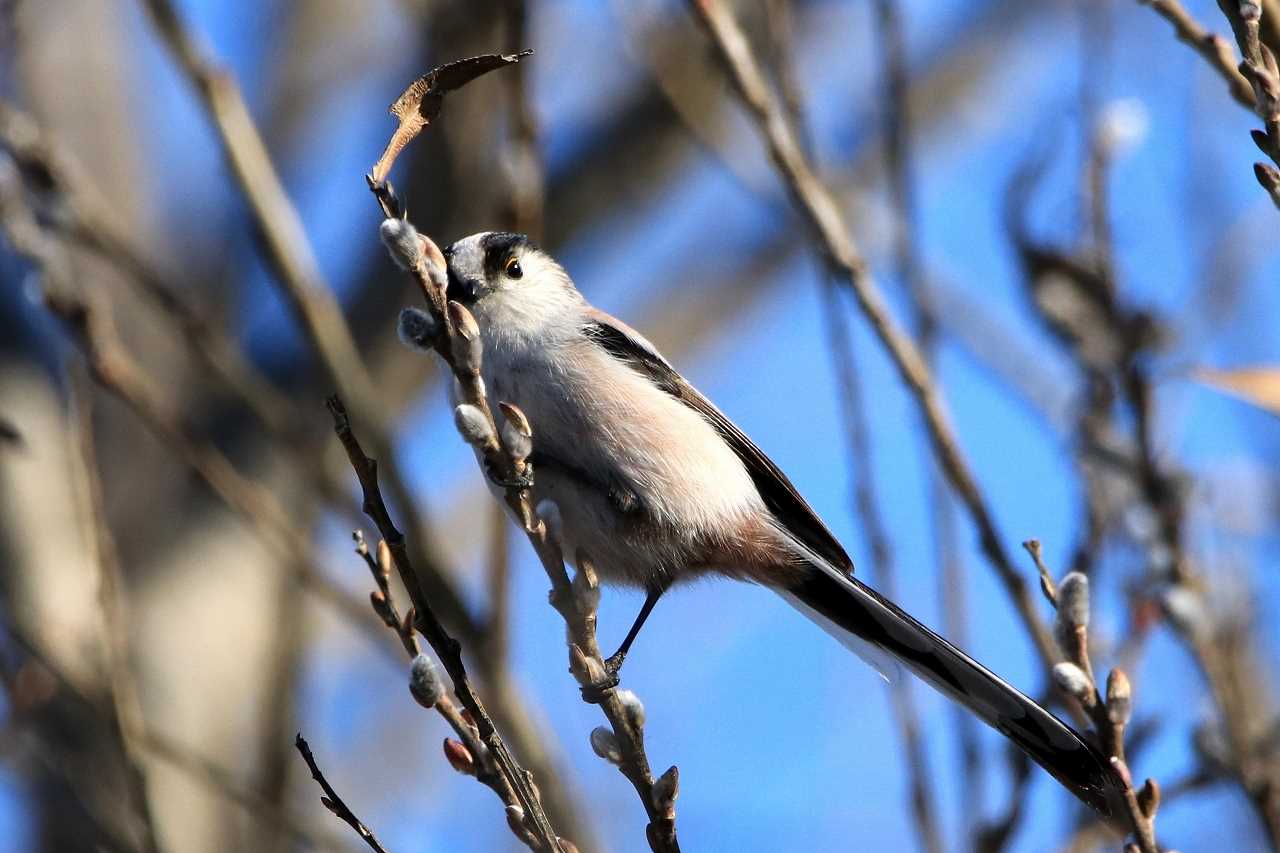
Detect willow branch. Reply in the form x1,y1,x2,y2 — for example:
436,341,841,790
136,0,476,649
686,0,1058,668
327,396,565,852
1139,0,1255,109
371,209,679,850
295,734,391,853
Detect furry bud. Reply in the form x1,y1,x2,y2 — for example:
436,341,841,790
536,499,563,542
397,306,439,351
1056,572,1090,630
498,402,533,461
453,404,494,448
1052,662,1094,704
443,738,475,775
379,218,423,270
448,302,482,374
590,726,623,765
617,689,646,729
1106,669,1132,727
1241,0,1262,21
409,654,444,709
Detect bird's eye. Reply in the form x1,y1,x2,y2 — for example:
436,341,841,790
505,256,523,279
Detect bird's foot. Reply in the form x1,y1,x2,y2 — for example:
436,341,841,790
484,458,534,490
579,652,625,704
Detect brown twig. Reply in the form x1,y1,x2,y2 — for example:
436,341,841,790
1033,545,1160,852
294,734,391,853
551,553,680,853
0,620,352,853
1139,0,1255,109
686,0,1059,670
327,396,564,852
351,531,524,816
370,205,678,849
138,0,479,656
1209,0,1280,205
67,369,163,853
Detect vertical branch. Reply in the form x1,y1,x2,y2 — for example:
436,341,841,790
68,370,163,853
327,397,565,852
870,0,987,841
769,1,944,847
501,0,544,240
137,0,473,653
687,0,1060,670
819,285,944,853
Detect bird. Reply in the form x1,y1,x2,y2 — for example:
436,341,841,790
397,229,1124,819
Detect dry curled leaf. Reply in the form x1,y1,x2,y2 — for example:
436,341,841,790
370,51,534,189
1192,366,1280,416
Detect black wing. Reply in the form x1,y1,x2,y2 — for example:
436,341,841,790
583,313,854,576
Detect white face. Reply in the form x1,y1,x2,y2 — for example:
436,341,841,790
442,232,581,339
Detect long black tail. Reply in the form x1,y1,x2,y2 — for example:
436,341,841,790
783,567,1124,819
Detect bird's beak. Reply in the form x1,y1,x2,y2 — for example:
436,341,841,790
446,266,480,304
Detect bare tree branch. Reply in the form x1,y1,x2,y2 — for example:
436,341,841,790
686,0,1060,669
295,734,391,853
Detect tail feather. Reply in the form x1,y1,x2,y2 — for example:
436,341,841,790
784,567,1124,819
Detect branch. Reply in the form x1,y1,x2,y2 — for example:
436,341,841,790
1139,0,1256,109
294,734,390,853
327,397,566,852
1206,0,1280,206
685,0,1059,669
67,370,162,853
137,0,480,653
0,621,352,853
350,531,530,824
367,209,680,850
1030,544,1161,852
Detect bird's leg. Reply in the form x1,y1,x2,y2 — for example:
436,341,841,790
581,585,665,703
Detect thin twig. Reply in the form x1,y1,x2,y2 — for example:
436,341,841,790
67,368,163,853
0,621,352,853
137,0,479,653
769,1,942,844
1034,548,1160,852
368,205,678,849
327,397,564,852
294,734,390,853
1139,0,1255,108
351,531,522,816
686,0,1059,669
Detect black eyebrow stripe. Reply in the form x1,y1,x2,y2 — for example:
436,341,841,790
480,232,529,276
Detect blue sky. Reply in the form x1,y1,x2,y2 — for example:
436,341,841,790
6,0,1278,850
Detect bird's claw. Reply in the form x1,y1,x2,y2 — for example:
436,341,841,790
484,459,534,490
579,671,620,704
579,652,625,704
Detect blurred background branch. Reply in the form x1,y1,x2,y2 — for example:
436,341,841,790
0,1,1276,851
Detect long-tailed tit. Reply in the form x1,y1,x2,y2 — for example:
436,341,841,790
398,230,1123,818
